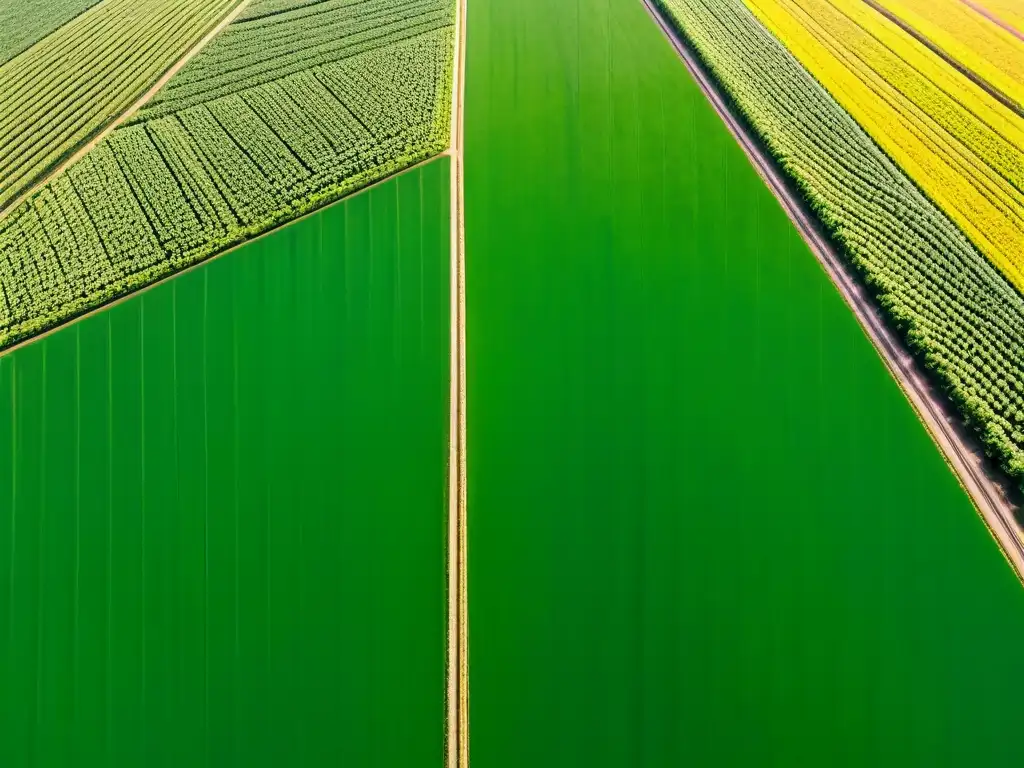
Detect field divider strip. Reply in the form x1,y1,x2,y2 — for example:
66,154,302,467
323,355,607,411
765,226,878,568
0,0,255,222
446,0,468,763
642,0,1024,582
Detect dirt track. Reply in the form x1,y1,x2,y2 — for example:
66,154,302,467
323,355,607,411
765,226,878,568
642,0,1024,581
445,0,469,764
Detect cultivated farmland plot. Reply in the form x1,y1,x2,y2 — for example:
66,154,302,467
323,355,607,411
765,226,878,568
658,0,1024,483
0,0,454,351
742,0,1024,292
0,161,452,766
0,0,246,212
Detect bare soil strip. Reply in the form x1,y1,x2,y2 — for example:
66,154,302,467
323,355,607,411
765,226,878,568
959,0,1024,43
0,0,254,221
446,0,468,763
643,0,1024,581
861,0,1023,118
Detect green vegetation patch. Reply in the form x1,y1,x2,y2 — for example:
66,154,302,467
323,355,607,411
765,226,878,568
0,0,244,212
466,0,1024,764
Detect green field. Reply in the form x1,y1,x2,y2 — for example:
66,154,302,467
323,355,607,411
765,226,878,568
465,0,1024,764
0,159,450,766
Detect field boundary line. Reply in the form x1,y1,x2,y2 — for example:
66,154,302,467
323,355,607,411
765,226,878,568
642,0,1024,582
0,0,254,222
0,153,444,361
445,0,468,762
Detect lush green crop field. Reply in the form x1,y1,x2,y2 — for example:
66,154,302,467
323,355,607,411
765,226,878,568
0,159,450,766
465,0,1024,764
0,0,453,353
658,0,1024,479
0,0,100,66
0,0,244,212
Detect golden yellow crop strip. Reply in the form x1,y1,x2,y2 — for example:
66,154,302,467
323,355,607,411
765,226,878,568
744,0,1024,291
876,0,1024,108
797,0,1024,233
826,0,1024,145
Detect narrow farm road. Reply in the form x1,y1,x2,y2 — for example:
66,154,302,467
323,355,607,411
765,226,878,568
642,0,1024,581
0,0,253,221
446,0,469,763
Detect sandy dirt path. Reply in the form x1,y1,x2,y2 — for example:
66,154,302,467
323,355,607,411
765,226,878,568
446,0,468,764
643,0,1024,581
0,0,253,221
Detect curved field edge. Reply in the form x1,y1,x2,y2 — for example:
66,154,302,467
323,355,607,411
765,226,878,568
0,25,454,355
653,0,1024,488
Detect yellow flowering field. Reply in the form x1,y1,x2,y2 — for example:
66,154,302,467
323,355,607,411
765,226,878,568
744,0,1024,292
875,0,1024,109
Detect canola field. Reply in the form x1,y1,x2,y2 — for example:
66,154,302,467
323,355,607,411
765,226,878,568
872,0,1024,110
971,0,1024,41
739,0,1024,292
0,0,453,352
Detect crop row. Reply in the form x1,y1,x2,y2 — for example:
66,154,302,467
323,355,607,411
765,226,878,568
658,0,1024,480
0,24,453,350
977,0,1024,36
